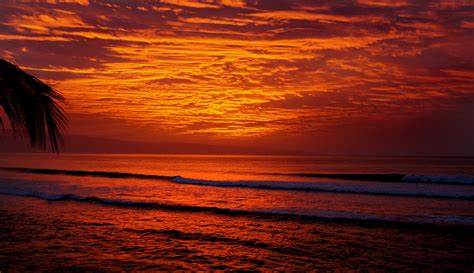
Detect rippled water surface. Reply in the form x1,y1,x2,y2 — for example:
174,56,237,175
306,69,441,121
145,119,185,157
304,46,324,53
0,154,473,271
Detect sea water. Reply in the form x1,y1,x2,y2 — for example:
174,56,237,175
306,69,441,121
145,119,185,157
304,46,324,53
0,153,473,270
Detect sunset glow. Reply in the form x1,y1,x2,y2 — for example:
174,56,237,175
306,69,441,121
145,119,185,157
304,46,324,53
1,2,474,269
1,0,473,154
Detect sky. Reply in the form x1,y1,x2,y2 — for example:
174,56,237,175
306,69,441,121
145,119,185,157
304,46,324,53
0,0,473,155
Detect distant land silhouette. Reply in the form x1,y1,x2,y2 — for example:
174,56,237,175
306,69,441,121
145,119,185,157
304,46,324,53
2,131,474,157
0,132,296,155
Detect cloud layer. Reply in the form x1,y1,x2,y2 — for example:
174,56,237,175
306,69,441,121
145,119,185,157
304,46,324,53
1,0,473,154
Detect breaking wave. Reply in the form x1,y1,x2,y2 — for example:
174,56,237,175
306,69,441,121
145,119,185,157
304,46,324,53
2,167,473,199
1,189,473,226
268,172,474,185
170,177,473,199
1,167,176,180
3,167,473,185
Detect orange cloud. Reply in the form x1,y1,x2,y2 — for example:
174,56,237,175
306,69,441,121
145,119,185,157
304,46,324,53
357,0,410,7
6,6,93,36
248,11,354,23
0,0,472,152
19,0,89,4
160,0,220,9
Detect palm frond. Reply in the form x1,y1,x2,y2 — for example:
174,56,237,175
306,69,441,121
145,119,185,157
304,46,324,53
0,59,66,152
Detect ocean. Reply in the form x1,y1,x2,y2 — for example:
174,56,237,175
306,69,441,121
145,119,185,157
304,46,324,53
0,153,473,271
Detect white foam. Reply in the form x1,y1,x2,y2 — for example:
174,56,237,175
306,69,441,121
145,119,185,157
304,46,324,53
1,189,473,226
402,174,474,184
171,176,474,199
36,192,67,200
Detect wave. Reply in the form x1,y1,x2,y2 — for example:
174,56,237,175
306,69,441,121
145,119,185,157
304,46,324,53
122,227,275,250
3,167,473,185
1,167,176,180
1,190,473,227
2,167,473,199
266,172,474,185
171,177,474,199
122,227,317,256
402,174,474,184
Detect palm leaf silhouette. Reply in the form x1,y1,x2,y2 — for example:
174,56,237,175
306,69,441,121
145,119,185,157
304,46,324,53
0,59,66,152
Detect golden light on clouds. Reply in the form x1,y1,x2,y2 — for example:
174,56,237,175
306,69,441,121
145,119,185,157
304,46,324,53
1,0,473,153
